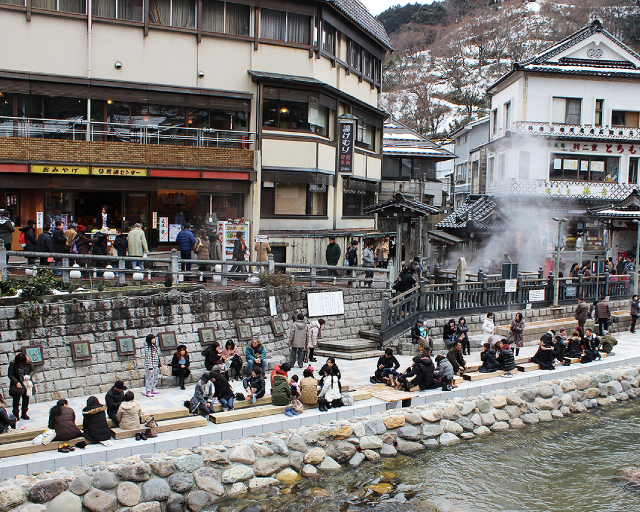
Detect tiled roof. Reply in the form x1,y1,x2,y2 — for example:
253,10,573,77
589,189,640,218
326,0,393,50
383,120,456,160
364,192,442,216
436,195,509,231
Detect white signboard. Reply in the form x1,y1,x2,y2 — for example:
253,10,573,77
36,212,43,229
269,296,277,317
308,291,344,317
255,235,268,243
159,217,169,242
526,303,532,310
505,279,517,293
529,289,545,302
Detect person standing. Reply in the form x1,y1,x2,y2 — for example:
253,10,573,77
595,296,611,335
210,233,223,261
307,318,325,362
326,236,341,277
51,220,67,276
347,240,358,267
127,223,149,269
289,313,308,368
482,312,495,345
375,236,389,268
254,239,271,271
631,294,639,334
195,230,211,277
231,231,247,273
8,353,34,420
0,210,14,252
97,205,112,230
143,334,161,398
113,228,128,257
64,222,77,251
575,297,589,329
20,220,37,264
35,223,54,267
363,240,375,287
176,223,196,276
510,312,525,357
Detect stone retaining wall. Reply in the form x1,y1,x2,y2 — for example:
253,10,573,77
2,364,639,512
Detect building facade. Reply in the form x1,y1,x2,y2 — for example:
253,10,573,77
0,0,391,263
449,117,489,209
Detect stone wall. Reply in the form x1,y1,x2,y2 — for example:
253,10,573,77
2,364,639,512
0,287,383,403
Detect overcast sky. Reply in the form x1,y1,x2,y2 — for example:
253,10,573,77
361,0,435,16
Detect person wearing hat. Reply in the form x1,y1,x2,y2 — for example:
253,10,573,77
170,344,191,390
19,220,37,264
105,380,128,424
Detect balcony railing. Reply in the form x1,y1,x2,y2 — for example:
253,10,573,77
487,178,638,200
513,121,640,141
0,116,255,148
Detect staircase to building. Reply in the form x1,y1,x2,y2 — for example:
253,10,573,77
315,326,383,360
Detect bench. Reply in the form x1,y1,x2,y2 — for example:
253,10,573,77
208,389,371,424
462,370,507,381
495,317,595,343
111,416,207,440
516,363,540,372
0,437,90,458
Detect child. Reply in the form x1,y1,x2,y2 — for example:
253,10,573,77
290,374,301,399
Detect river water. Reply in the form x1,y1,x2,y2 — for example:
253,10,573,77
219,401,640,512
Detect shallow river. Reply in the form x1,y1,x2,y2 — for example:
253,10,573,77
219,401,640,512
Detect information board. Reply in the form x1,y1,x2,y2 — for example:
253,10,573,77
529,289,545,302
504,279,517,293
565,285,577,298
308,291,345,317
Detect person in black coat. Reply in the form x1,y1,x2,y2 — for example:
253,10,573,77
373,348,400,384
394,266,416,293
530,333,555,370
457,317,471,355
566,331,584,359
105,380,127,424
82,396,112,443
396,356,425,391
446,341,467,375
171,345,191,390
52,221,67,253
443,319,457,348
35,224,54,266
210,370,234,411
201,342,222,372
113,230,128,257
479,343,501,372
419,349,439,389
496,340,516,372
20,221,37,264
0,396,16,433
97,205,112,230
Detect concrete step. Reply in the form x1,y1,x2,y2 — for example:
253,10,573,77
318,338,379,352
314,348,384,360
359,329,380,341
373,321,382,330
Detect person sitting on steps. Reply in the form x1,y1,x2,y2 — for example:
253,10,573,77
243,367,266,403
566,330,584,359
118,391,156,440
299,368,318,406
210,370,234,412
495,338,516,375
317,366,342,411
0,396,16,433
49,399,82,443
318,357,342,392
221,340,243,381
479,343,501,373
105,380,127,425
583,328,602,362
372,348,400,385
443,319,457,349
187,373,214,416
446,340,467,376
418,348,439,390
82,396,112,446
457,317,471,356
434,355,455,391
170,345,191,390
245,339,268,376
529,330,555,370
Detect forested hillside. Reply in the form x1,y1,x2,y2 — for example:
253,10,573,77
378,0,640,138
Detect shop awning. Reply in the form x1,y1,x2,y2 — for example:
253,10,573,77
427,230,465,245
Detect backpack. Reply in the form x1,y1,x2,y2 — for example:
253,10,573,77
19,231,26,248
70,237,79,254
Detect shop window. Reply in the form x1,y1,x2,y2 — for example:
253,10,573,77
261,8,310,44
550,153,619,182
595,99,603,126
322,22,335,55
158,190,243,231
552,97,581,125
612,110,640,128
356,121,375,151
343,187,375,217
201,1,250,35
630,157,639,185
260,182,327,217
262,88,331,137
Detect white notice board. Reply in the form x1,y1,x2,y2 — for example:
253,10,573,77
529,289,545,302
308,291,344,317
504,279,517,293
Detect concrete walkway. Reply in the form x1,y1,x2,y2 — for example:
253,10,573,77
0,331,638,479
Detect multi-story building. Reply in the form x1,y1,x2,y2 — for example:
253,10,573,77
0,0,391,264
449,117,489,209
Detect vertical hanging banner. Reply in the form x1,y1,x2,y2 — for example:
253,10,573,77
338,120,354,174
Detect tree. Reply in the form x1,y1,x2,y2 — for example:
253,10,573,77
377,3,424,35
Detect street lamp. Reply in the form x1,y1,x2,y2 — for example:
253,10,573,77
634,219,640,295
552,217,568,307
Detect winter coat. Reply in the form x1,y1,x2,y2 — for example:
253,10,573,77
317,375,341,402
299,376,318,405
411,324,424,344
52,228,67,253
117,400,143,431
419,357,438,388
176,229,195,252
479,348,501,373
632,299,640,316
127,227,148,257
201,345,222,372
0,407,14,433
510,318,525,348
435,358,454,381
212,374,234,401
395,271,416,293
221,345,239,361
91,232,108,256
210,239,222,261
245,344,266,364
575,302,590,322
346,246,358,267
319,364,341,382
595,301,611,320
8,359,35,387
446,347,466,374
112,234,128,257
497,345,516,371
82,404,111,442
326,242,341,266
254,241,271,264
232,238,246,261
400,363,425,389
144,343,160,370
35,231,54,253
376,354,400,371
171,353,191,375
242,374,265,398
567,336,584,358
307,320,322,349
64,228,77,249
189,380,213,413
584,334,601,352
271,374,292,406
75,233,92,255
105,387,125,421
196,236,211,261
49,406,82,442
289,320,308,349
363,247,375,267
456,322,469,344
531,343,555,370
554,339,567,361
482,318,495,344
443,324,456,343
600,333,618,354
0,218,14,245
375,241,389,261
20,225,36,251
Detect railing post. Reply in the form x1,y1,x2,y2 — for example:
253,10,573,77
604,267,610,297
516,276,523,303
62,256,70,287
351,268,357,288
267,254,274,275
577,271,583,300
381,293,389,331
419,280,425,311
310,267,316,287
0,246,6,282
538,267,544,279
170,249,179,287
481,277,488,306
118,258,126,285
221,262,228,286
388,264,396,289
547,272,555,303
451,277,458,310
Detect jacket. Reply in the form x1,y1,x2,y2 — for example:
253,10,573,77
376,354,400,371
117,400,142,431
347,246,358,267
363,247,375,267
272,374,292,405
436,358,454,381
443,323,456,342
254,241,271,264
319,363,341,381
35,231,54,253
567,336,583,358
245,344,266,364
52,228,67,253
400,363,425,389
127,227,148,257
189,381,213,413
456,322,469,343
411,324,424,344
82,404,111,442
20,225,36,251
176,229,195,252
170,353,191,373
600,333,618,354
299,377,318,405
91,232,108,255
531,343,555,370
0,407,14,433
49,406,82,442
326,242,341,266
75,233,92,255
232,238,246,261
242,374,265,398
510,319,525,347
105,387,125,420
97,213,112,230
144,343,160,370
8,359,35,387
482,318,495,343
317,375,341,402
211,239,223,261
289,320,308,348
554,339,567,361
307,320,322,349
595,300,611,319
213,374,234,400
64,228,77,249
584,334,601,352
632,299,640,316
0,218,14,245
375,241,389,261
479,348,501,373
395,271,416,293
446,347,466,374
497,345,516,371
575,302,590,322
196,236,211,261
419,357,437,388
112,234,128,257
201,345,222,371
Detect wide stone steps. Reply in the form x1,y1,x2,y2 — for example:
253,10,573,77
316,338,383,360
358,329,380,341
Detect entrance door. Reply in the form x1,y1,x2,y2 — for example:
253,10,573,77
75,191,122,230
124,193,150,231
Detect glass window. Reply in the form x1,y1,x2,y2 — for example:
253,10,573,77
32,0,55,9
595,99,603,126
149,0,170,25
552,97,581,124
172,0,195,28
158,190,243,230
491,109,497,134
322,23,335,55
226,2,250,35
261,8,286,40
262,88,331,137
612,111,640,127
356,120,375,150
343,188,374,217
350,42,362,71
488,157,494,183
0,0,24,5
630,157,639,185
498,153,505,180
504,101,511,130
93,0,115,17
202,0,224,32
382,158,400,179
260,182,327,216
363,51,372,78
287,12,310,44
550,153,619,182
